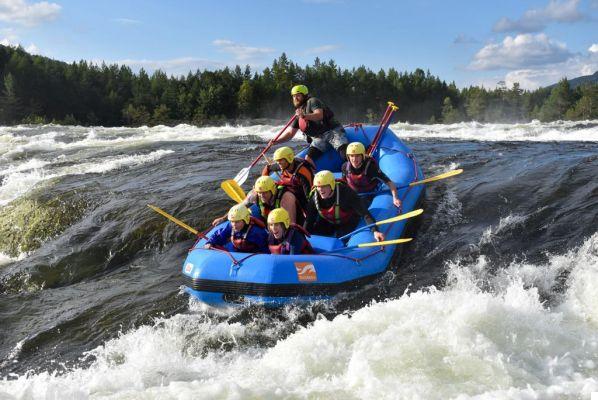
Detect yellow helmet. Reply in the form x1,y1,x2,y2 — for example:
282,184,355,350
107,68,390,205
346,142,366,156
227,204,251,224
267,208,290,229
313,170,336,191
273,146,294,164
291,84,308,96
254,176,277,196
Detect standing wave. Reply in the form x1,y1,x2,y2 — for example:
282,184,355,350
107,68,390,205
1,233,597,400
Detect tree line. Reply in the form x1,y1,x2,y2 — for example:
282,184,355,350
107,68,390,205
0,45,595,127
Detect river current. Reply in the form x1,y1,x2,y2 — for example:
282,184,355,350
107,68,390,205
0,120,597,399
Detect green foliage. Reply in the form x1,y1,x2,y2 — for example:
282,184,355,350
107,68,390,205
0,45,595,126
0,190,91,257
539,79,573,122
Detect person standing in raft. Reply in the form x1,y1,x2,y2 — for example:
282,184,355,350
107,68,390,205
262,146,314,213
205,204,269,253
342,142,402,208
211,176,303,226
268,85,349,165
304,170,385,241
267,208,314,255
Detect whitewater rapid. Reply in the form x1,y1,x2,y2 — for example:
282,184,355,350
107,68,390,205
0,120,597,399
2,232,597,399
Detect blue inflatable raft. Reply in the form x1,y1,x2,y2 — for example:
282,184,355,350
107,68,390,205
182,125,425,307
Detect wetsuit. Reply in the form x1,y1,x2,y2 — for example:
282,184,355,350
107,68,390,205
206,219,269,253
304,183,379,238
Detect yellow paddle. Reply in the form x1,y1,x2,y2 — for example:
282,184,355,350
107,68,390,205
338,208,424,240
325,237,413,253
147,204,198,235
220,179,246,203
408,168,463,187
358,169,464,197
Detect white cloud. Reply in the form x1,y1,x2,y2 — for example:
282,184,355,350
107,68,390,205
112,18,141,25
469,33,571,70
501,50,598,89
0,0,61,26
493,0,584,33
212,39,275,61
303,44,340,55
0,27,40,54
589,44,598,53
117,57,228,76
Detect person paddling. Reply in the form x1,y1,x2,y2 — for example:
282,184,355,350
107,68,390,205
205,204,268,253
304,170,385,241
267,208,314,255
212,176,303,226
262,146,314,211
269,85,348,165
342,142,402,208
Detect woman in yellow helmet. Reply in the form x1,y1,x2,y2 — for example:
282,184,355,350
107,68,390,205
268,84,349,165
304,170,385,241
267,208,314,255
262,145,314,212
342,142,402,208
204,204,269,253
211,175,302,226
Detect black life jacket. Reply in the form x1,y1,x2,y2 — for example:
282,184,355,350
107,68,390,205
298,98,336,135
344,158,379,193
268,223,314,255
312,182,355,226
230,217,266,252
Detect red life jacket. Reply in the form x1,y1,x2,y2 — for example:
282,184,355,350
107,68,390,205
313,183,355,226
230,217,266,252
298,117,309,132
277,158,314,189
268,223,314,255
344,158,379,193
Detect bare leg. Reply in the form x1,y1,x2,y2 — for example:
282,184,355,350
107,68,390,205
280,191,298,224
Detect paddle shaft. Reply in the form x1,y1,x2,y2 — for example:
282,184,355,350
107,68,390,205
324,238,413,253
338,208,423,241
148,204,201,236
368,102,397,156
358,169,464,197
247,115,296,170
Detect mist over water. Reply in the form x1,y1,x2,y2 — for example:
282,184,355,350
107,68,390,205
0,120,597,399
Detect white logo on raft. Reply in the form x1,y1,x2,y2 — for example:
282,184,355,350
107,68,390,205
184,263,193,274
294,262,317,282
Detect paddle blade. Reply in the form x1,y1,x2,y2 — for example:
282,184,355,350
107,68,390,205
376,208,424,226
233,167,250,185
147,204,198,235
410,169,463,187
221,179,247,203
357,238,413,248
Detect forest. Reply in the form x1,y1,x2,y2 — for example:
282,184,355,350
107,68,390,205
0,45,596,126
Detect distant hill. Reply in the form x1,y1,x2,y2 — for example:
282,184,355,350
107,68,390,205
546,71,598,89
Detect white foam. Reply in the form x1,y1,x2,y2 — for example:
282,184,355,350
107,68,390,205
0,150,174,206
480,214,528,246
2,234,597,399
0,252,26,266
392,120,598,142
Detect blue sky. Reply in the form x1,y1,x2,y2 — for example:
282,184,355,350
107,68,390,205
0,0,596,89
